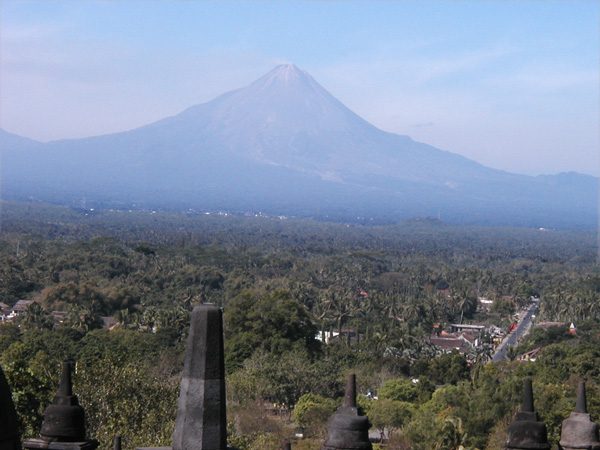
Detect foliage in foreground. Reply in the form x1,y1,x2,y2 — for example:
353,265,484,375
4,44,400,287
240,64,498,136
1,202,599,449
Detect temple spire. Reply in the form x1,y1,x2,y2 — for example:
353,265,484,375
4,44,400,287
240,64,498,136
505,378,549,450
343,374,357,408
24,361,98,450
522,378,534,413
575,380,588,414
57,361,74,397
322,374,372,450
172,305,227,450
559,381,600,450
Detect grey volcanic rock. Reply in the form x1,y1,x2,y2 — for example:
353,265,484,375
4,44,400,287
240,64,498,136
1,64,597,227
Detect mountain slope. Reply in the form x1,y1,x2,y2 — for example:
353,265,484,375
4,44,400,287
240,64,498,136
1,64,597,228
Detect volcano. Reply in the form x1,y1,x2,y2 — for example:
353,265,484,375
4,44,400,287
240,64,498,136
1,64,597,227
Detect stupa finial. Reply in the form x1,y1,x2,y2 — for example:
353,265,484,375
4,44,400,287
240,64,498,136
559,381,600,450
505,378,550,450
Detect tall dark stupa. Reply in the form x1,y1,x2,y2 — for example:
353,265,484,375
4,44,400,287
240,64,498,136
322,374,372,450
559,381,600,450
505,379,550,450
172,305,227,450
23,362,99,450
137,305,237,450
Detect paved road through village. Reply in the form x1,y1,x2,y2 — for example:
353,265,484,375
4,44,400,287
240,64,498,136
492,300,538,362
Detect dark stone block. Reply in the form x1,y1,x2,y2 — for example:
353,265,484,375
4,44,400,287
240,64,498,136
21,440,98,450
172,305,227,450
0,364,21,450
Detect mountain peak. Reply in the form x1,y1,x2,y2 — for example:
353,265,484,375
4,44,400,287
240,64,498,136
250,63,315,91
2,63,597,229
271,63,306,80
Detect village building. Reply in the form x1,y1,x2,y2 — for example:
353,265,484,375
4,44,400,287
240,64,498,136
6,300,36,322
535,321,566,330
316,329,360,345
517,347,543,362
0,303,10,322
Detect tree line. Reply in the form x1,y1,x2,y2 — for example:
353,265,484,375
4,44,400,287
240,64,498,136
0,200,599,449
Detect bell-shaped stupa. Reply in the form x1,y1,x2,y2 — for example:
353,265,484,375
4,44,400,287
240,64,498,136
505,378,550,450
24,361,98,450
322,374,372,450
559,381,600,450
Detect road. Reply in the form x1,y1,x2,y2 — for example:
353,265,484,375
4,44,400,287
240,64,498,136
492,300,538,362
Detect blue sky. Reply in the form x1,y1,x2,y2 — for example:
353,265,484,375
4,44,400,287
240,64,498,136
1,1,598,176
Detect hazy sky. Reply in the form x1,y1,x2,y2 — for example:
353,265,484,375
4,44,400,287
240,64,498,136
1,1,598,176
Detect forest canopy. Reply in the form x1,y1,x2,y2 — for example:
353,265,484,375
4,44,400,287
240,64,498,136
0,200,598,450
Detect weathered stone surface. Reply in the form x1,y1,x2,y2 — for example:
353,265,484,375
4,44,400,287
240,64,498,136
559,381,600,450
0,363,21,450
172,305,227,450
136,305,240,450
322,374,372,450
505,379,550,450
24,362,98,450
22,440,99,450
40,362,86,442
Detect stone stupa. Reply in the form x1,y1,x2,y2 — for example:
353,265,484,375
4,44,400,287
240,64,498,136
559,381,600,450
505,378,550,450
322,374,372,450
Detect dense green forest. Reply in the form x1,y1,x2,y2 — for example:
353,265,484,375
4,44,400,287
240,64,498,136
0,200,599,450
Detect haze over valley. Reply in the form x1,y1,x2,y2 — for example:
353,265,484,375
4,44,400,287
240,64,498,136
2,64,597,229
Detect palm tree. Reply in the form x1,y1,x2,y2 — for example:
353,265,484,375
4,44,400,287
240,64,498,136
436,417,468,450
402,301,422,323
505,345,519,361
115,309,130,328
457,296,472,324
64,305,101,331
18,302,54,330
142,306,159,332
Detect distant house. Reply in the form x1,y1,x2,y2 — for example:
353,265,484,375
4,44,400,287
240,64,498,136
51,311,68,323
449,323,486,334
478,297,494,312
427,321,501,361
428,334,472,355
6,300,36,321
535,321,566,330
317,329,360,345
101,316,118,329
0,303,9,322
518,347,543,362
